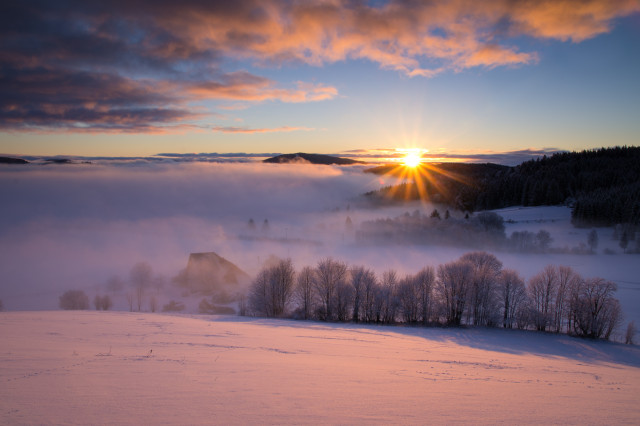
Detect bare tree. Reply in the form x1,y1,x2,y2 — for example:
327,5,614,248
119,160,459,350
335,281,353,322
554,266,581,333
498,269,527,329
535,230,553,252
106,275,125,295
130,261,152,312
587,229,599,253
126,291,134,312
149,295,158,313
249,258,295,317
349,266,369,322
397,274,420,323
360,268,379,323
437,260,473,326
460,252,502,326
313,258,348,321
625,321,636,345
380,270,399,324
528,265,558,331
269,258,295,317
294,266,315,320
570,278,622,339
151,275,165,295
415,266,435,325
249,268,271,316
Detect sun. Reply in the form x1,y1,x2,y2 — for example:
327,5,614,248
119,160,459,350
403,152,421,168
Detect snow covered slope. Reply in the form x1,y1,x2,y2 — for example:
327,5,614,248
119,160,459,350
2,311,639,424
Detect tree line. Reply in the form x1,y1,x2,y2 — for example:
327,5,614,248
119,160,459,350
247,252,627,341
365,146,640,227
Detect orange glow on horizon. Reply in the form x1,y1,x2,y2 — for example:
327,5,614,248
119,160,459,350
403,152,421,168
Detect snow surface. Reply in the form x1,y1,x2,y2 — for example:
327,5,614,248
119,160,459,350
2,311,639,424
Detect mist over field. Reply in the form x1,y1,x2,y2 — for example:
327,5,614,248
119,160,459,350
1,161,638,327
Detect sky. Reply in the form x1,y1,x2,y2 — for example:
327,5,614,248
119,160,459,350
1,0,639,160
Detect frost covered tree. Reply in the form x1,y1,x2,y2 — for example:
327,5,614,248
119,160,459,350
397,274,420,323
380,270,399,324
498,269,527,329
249,258,295,317
461,252,502,326
349,265,374,323
334,281,353,322
528,265,558,331
553,266,581,333
294,266,315,320
360,268,379,323
415,266,436,325
570,278,621,340
313,258,348,321
437,260,473,326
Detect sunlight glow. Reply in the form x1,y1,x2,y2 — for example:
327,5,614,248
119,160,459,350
403,153,421,168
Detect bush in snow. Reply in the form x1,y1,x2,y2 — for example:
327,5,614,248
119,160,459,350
59,290,90,310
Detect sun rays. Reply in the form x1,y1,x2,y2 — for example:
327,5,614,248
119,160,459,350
372,150,472,203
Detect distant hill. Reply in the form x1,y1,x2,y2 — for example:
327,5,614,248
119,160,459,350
364,146,640,227
264,153,363,165
173,252,250,298
0,156,29,164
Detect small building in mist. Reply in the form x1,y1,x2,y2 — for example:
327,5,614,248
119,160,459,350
173,252,250,303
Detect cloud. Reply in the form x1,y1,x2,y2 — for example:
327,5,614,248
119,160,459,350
187,74,338,103
0,161,382,309
1,0,637,132
211,125,314,134
340,147,565,165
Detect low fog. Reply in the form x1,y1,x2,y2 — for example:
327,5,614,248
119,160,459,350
1,161,638,326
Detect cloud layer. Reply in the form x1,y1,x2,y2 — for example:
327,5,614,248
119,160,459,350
1,0,637,132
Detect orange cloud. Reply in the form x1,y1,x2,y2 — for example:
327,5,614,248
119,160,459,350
171,0,638,76
2,0,638,133
510,0,640,42
187,73,337,103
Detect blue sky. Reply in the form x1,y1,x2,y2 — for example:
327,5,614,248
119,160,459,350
1,1,638,161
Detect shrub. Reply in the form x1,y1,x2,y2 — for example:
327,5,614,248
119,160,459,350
93,295,113,310
59,290,90,310
162,300,186,312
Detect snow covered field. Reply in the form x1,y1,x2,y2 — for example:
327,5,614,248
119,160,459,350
2,311,639,424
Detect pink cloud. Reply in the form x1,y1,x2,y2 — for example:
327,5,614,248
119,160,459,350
211,125,314,134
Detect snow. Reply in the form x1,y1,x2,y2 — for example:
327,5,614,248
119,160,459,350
2,311,639,424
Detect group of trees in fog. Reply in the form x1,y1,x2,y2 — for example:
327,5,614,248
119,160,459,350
59,290,90,310
357,210,507,249
358,209,560,253
59,261,167,313
247,252,625,340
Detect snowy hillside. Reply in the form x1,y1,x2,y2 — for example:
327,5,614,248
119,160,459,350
2,311,639,424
